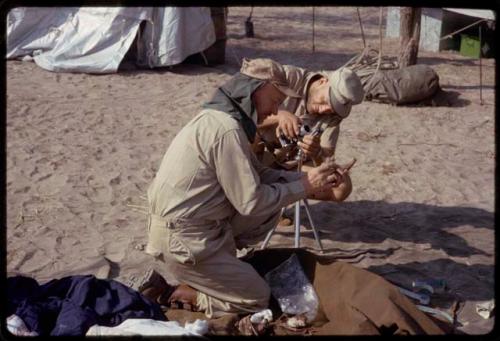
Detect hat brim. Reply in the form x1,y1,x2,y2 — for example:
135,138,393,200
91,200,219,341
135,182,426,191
329,84,352,118
273,83,301,98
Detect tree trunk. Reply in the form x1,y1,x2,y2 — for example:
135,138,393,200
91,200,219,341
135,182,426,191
398,7,421,68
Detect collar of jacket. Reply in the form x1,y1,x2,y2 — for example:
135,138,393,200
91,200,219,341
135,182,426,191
203,73,265,144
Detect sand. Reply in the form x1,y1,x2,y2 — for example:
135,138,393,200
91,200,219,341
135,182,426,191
6,6,495,335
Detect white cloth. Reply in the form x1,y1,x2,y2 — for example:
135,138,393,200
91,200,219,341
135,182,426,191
7,315,38,336
85,318,209,336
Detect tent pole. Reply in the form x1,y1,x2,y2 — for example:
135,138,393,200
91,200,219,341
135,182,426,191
312,7,316,52
376,7,383,71
356,8,366,49
479,24,483,105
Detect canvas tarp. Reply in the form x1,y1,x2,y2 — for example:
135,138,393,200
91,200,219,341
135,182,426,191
6,7,216,73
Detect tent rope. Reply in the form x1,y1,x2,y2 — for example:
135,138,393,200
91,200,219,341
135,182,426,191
341,47,398,89
440,18,488,40
343,8,398,97
356,8,366,49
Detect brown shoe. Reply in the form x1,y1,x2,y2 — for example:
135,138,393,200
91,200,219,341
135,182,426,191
278,215,293,226
162,284,199,311
128,268,176,305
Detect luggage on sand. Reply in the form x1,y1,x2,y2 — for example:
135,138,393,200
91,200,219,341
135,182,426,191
364,64,441,105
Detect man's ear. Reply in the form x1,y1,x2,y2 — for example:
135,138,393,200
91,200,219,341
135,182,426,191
319,76,329,85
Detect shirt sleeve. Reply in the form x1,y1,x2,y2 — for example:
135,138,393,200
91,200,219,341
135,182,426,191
319,115,343,157
249,150,304,184
211,129,306,216
282,64,314,98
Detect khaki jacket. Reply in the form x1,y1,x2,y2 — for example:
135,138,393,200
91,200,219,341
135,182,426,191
146,108,305,264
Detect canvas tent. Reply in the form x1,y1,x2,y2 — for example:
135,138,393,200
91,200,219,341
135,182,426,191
6,7,217,73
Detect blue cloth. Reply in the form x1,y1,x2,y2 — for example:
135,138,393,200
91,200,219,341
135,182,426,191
7,275,166,336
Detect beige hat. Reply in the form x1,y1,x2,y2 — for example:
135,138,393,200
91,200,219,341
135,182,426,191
240,58,301,98
324,68,364,118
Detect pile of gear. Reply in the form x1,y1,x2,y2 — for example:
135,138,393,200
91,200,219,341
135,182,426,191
343,47,441,105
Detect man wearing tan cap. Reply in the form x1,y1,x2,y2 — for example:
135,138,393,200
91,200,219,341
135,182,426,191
250,60,365,170
241,59,364,223
143,58,347,318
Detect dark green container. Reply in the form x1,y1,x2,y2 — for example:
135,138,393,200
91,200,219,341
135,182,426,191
460,34,481,58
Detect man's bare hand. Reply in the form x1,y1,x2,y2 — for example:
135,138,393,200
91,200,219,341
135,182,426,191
301,159,341,196
275,110,302,139
330,158,356,187
297,134,321,158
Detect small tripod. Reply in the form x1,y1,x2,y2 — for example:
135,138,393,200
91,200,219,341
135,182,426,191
261,148,324,252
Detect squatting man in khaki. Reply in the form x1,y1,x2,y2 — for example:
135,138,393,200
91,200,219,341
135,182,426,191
143,59,361,318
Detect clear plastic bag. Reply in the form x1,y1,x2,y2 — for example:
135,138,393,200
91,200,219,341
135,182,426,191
264,253,319,322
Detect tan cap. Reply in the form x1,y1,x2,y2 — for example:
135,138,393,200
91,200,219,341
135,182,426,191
324,68,364,118
240,58,301,98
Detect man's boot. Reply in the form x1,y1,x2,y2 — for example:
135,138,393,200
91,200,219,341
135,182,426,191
128,268,176,304
128,268,198,311
162,283,199,311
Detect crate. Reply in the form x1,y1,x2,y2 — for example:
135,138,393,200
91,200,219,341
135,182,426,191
460,34,481,58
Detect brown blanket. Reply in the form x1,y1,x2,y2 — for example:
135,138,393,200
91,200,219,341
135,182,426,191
167,248,446,335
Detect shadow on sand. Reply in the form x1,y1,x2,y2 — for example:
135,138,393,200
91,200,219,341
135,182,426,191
289,200,494,259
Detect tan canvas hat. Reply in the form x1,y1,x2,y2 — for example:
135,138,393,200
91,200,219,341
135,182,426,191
324,68,364,118
240,58,301,98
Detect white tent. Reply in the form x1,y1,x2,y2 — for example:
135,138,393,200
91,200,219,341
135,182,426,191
6,7,216,73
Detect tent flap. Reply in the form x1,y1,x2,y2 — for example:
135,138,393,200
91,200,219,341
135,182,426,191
6,7,217,73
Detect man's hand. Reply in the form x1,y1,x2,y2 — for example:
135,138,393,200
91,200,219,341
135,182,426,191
331,158,356,187
275,110,302,139
297,134,321,159
301,159,342,196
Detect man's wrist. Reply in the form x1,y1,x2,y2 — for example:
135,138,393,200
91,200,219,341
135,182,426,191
311,150,324,166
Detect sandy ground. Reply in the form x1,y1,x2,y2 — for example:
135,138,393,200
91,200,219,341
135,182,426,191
6,7,495,335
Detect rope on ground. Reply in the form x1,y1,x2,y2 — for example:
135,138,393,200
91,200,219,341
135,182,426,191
341,47,398,88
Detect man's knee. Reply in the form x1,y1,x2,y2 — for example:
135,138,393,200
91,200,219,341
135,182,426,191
332,173,352,202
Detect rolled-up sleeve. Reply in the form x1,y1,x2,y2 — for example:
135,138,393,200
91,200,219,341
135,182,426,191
282,64,314,97
319,115,343,156
212,129,305,216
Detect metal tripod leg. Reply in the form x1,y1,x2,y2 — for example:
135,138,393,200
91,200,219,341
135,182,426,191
260,207,285,249
302,198,324,252
294,200,301,248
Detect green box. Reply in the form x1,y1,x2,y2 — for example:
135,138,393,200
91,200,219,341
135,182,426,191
460,34,481,58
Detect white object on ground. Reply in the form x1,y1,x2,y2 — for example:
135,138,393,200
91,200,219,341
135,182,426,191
250,309,273,324
416,305,454,324
476,300,495,319
21,55,33,62
287,315,307,329
184,319,209,335
86,318,204,336
397,286,431,305
7,315,39,336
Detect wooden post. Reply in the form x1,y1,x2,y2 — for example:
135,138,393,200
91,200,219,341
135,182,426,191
479,24,483,105
398,7,421,68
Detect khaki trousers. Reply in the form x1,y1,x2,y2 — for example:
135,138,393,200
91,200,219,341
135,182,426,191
146,210,281,318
